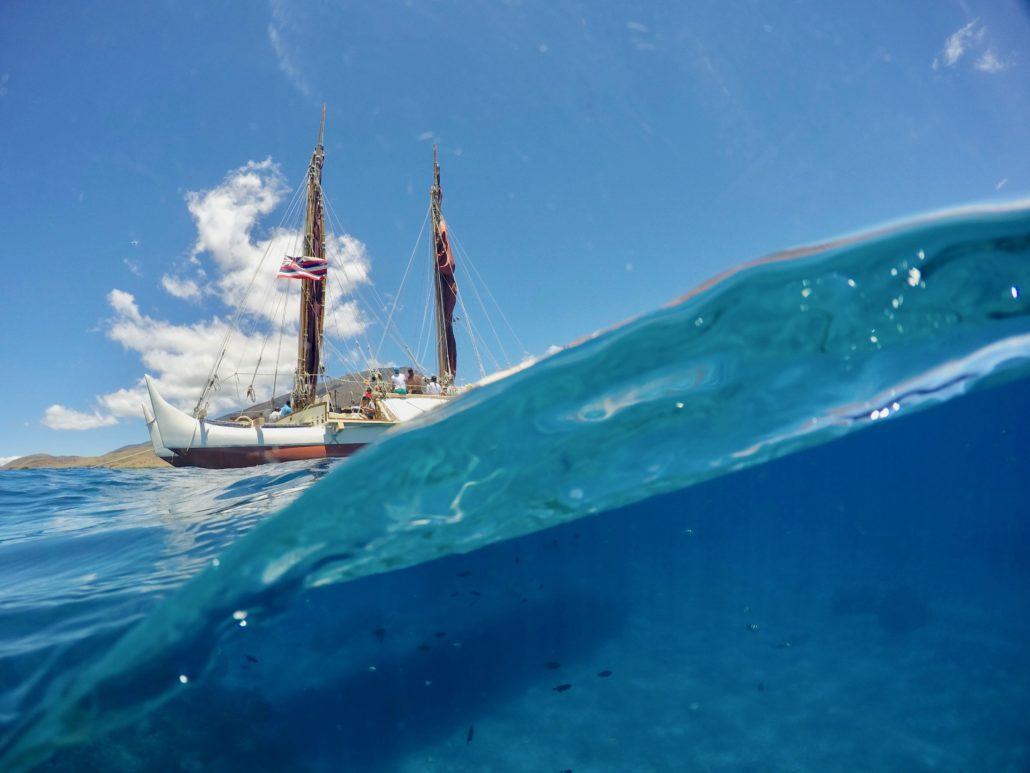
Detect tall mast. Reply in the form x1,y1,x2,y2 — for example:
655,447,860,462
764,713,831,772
430,144,458,384
291,104,328,410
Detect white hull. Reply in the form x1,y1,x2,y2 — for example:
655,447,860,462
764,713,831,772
144,376,445,468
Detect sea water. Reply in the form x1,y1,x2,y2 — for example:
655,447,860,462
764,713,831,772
1,203,1028,771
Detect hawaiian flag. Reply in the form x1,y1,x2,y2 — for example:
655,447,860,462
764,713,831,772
277,255,328,281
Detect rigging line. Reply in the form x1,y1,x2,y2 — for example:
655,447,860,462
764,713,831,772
455,285,489,378
232,229,296,380
328,260,388,377
374,206,430,359
195,172,308,414
450,230,529,357
321,190,406,334
414,247,435,368
271,271,292,406
453,244,512,367
325,245,385,372
213,174,306,386
247,278,291,393
321,188,423,365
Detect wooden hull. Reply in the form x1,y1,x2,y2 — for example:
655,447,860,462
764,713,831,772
166,442,366,469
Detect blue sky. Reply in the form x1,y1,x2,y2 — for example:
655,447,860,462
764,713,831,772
1,0,1028,458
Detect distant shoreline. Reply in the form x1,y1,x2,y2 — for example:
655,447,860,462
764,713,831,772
1,443,170,470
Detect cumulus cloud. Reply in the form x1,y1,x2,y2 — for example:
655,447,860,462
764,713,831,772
176,159,369,333
161,274,201,300
42,405,118,431
45,157,372,429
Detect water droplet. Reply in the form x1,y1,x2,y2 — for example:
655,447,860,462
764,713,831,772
801,287,812,298
1012,286,1020,299
232,610,248,621
847,278,857,288
907,268,921,287
178,674,189,685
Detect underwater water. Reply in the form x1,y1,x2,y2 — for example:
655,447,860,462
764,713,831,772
1,203,1029,771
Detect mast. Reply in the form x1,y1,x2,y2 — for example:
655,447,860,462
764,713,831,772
291,104,328,410
430,144,458,384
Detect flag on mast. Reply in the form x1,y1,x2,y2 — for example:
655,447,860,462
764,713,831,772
278,255,327,281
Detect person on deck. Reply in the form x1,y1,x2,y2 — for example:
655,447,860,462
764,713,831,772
407,368,422,394
280,401,293,418
391,368,407,394
360,389,376,420
423,375,442,395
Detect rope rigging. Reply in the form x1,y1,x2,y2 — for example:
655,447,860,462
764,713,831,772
195,153,524,418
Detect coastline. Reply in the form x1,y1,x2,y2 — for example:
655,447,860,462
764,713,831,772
1,443,170,470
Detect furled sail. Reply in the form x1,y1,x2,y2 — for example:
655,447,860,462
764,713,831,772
431,146,458,383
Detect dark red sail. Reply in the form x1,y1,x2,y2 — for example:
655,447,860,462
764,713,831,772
434,215,458,379
431,147,458,383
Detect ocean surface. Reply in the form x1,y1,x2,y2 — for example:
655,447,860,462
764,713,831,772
1,203,1029,771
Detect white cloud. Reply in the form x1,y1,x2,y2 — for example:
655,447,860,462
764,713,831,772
996,178,1008,191
161,274,201,300
43,157,373,429
97,386,148,419
123,257,142,277
933,20,983,69
933,20,1007,74
268,2,313,98
108,288,142,321
42,405,118,431
0,455,22,466
179,159,369,335
975,49,1008,74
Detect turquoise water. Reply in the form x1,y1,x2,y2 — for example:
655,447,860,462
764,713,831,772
2,203,1029,770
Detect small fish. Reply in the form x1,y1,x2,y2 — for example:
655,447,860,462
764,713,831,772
450,591,461,597
553,683,572,693
245,654,259,664
418,643,431,652
775,640,793,649
373,628,386,643
434,631,447,638
597,670,612,678
470,590,481,597
550,539,559,548
466,725,474,744
514,556,522,564
756,682,766,692
457,570,472,578
545,661,561,670
746,623,760,632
